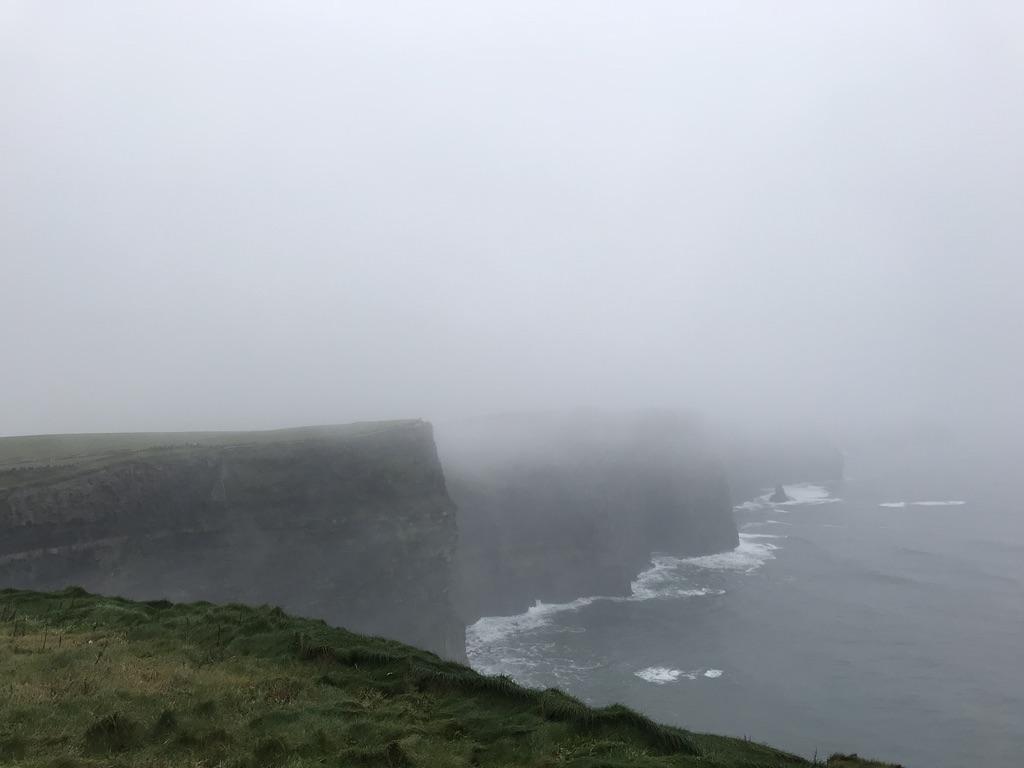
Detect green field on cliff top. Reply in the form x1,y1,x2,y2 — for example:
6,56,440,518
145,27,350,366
0,423,422,490
0,422,420,467
0,589,897,768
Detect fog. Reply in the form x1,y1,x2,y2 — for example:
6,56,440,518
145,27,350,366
2,2,1022,443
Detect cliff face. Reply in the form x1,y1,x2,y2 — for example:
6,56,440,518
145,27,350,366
0,422,463,659
1,415,839,656
438,412,739,622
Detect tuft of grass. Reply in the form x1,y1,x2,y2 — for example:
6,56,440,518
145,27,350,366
252,735,290,765
83,712,140,754
151,709,179,736
0,733,27,761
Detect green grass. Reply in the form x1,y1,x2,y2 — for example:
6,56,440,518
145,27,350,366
0,588,899,767
0,422,422,466
0,422,424,489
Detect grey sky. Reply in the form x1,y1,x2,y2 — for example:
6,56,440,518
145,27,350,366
2,1,1022,437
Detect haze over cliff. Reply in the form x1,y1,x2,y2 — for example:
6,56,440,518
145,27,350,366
2,2,1021,450
441,412,739,621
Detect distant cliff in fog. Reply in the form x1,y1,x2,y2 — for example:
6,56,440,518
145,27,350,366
718,426,845,502
438,411,739,622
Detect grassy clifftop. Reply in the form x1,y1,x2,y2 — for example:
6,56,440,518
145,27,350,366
0,422,424,487
0,589,897,768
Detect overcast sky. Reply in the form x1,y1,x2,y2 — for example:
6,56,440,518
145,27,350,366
2,1,1022,437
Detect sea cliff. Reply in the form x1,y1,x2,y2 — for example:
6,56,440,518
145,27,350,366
0,421,463,659
439,412,739,622
0,415,839,657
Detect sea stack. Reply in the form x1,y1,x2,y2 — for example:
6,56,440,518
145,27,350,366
769,484,792,503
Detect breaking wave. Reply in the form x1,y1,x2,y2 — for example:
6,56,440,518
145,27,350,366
468,482,837,674
664,534,779,573
467,533,777,659
467,596,600,648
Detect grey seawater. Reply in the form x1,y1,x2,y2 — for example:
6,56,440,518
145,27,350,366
466,483,1024,768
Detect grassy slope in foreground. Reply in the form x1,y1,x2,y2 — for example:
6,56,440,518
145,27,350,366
0,589,898,768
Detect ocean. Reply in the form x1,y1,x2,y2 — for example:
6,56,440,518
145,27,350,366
466,475,1024,767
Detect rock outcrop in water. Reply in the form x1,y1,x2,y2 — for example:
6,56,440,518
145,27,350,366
438,412,739,622
0,422,464,659
722,428,845,502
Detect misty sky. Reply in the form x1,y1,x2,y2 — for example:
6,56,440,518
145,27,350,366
2,2,1022,437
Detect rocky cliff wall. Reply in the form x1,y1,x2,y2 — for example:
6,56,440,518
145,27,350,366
0,422,463,659
438,412,739,622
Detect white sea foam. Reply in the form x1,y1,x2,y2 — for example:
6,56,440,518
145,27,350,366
468,536,768,652
673,534,778,573
635,666,695,684
467,596,599,650
733,500,764,512
879,502,906,508
635,666,722,683
630,554,728,599
469,489,796,666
